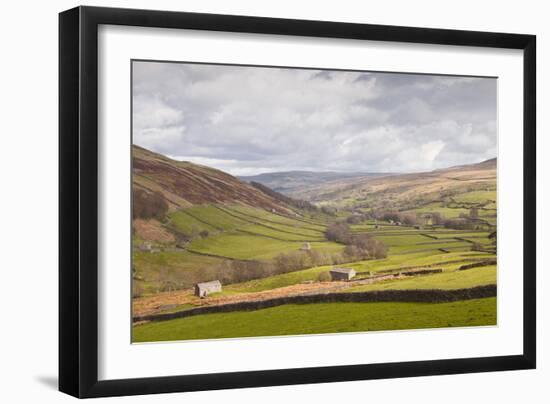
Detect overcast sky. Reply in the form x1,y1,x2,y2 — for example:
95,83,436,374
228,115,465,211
132,61,496,176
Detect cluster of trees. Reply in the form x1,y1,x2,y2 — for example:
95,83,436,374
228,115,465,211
326,222,353,243
344,211,377,224
135,252,340,295
373,211,446,226
171,225,211,248
133,260,266,295
459,207,479,219
326,222,387,259
320,206,338,216
133,189,169,221
275,249,350,273
377,211,417,225
343,234,387,260
442,218,491,231
342,210,447,226
225,237,386,285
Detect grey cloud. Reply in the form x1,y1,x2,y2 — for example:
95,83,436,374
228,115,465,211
311,70,333,80
132,61,496,175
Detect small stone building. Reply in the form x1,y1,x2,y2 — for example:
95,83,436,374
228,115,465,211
138,242,152,252
329,267,356,281
300,242,311,251
194,280,222,298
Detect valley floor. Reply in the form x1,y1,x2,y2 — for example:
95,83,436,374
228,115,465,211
131,147,497,343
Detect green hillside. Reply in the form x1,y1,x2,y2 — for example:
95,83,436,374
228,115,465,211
132,146,497,342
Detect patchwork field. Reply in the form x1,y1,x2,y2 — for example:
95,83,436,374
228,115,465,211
134,203,340,291
188,232,342,260
133,203,497,341
132,146,497,342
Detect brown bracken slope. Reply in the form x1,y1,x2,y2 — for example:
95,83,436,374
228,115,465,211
132,145,290,212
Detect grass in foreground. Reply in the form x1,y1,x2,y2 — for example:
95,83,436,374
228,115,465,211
346,265,496,292
133,297,496,342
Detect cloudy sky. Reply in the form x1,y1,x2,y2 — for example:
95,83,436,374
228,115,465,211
132,61,496,176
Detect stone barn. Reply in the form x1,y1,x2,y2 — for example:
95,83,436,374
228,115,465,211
138,242,152,252
329,267,356,281
194,280,222,298
300,242,311,251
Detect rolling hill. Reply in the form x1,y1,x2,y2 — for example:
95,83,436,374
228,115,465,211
289,158,497,209
132,145,339,293
132,145,291,213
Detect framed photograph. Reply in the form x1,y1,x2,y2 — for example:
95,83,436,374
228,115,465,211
59,6,536,398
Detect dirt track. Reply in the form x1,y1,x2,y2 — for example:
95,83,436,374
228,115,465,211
133,281,351,317
131,270,429,318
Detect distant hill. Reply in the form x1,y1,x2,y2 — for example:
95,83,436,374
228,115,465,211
133,145,496,213
291,158,497,208
434,158,497,173
132,145,291,213
239,171,389,195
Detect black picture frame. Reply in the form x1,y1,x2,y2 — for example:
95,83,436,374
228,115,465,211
59,5,536,398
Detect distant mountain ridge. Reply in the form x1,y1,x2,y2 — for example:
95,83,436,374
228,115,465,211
239,171,390,195
133,145,497,212
291,158,497,207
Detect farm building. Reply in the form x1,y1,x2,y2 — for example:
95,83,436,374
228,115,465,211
300,242,311,251
194,280,222,298
330,267,356,281
138,242,152,252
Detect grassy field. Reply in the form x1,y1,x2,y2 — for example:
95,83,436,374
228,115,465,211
404,204,471,218
133,250,224,293
452,190,496,204
222,250,492,293
135,204,334,290
365,228,489,255
133,297,496,342
237,225,324,241
399,188,497,221
183,205,250,230
168,210,218,234
134,199,496,340
226,205,327,231
347,265,496,292
188,232,343,260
